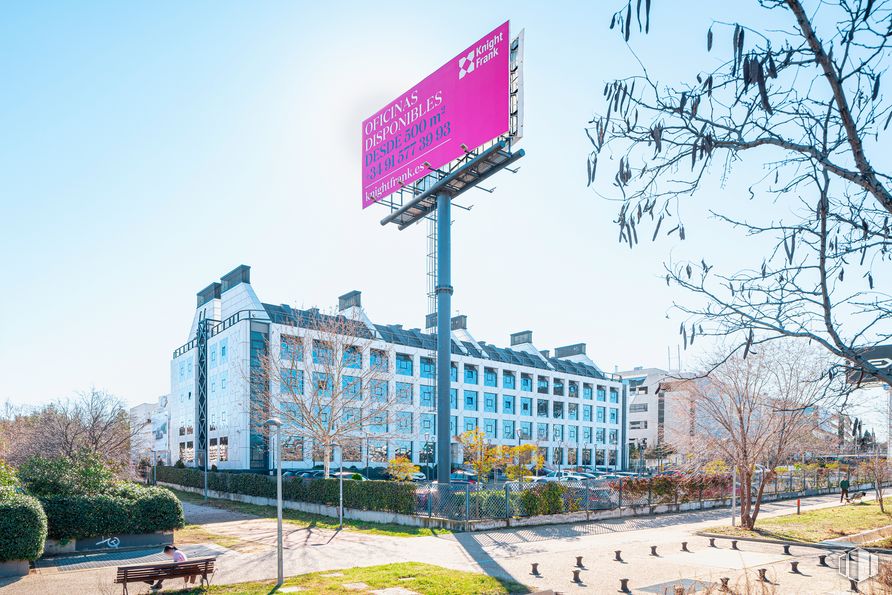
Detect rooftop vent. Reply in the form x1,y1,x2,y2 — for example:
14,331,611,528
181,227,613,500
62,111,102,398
338,290,361,311
196,282,222,307
451,315,467,330
510,330,533,346
555,343,586,358
540,349,551,358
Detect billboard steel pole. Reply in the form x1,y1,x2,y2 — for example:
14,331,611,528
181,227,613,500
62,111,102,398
436,193,453,485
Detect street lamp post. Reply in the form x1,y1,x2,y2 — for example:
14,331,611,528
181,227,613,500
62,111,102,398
264,418,284,587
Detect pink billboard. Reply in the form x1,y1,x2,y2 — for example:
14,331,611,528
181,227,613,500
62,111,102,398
362,21,510,208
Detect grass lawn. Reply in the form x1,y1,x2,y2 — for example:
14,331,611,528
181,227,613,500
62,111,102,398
171,488,451,539
161,561,528,594
705,498,892,542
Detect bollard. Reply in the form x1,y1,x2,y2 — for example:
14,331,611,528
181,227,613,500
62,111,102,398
650,545,659,556
530,562,539,576
681,541,691,552
719,577,730,591
790,561,800,574
575,556,583,568
572,569,581,584
731,540,739,550
783,544,792,555
797,498,801,515
709,537,717,548
674,587,684,595
757,568,768,583
614,550,623,562
850,578,859,592
818,554,829,567
619,578,631,593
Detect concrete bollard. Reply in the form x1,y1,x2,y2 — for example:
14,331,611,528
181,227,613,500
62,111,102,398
757,568,768,583
614,550,623,562
709,537,717,548
681,541,691,552
783,544,792,555
719,577,730,591
790,561,800,574
731,540,739,550
572,569,581,583
850,578,859,592
575,556,583,568
650,545,658,556
818,554,829,567
530,562,539,576
619,578,631,593
674,587,684,595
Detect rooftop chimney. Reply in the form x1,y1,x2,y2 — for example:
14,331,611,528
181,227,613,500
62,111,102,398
510,330,533,346
196,282,222,308
555,343,586,358
540,349,551,358
451,315,467,331
338,290,362,311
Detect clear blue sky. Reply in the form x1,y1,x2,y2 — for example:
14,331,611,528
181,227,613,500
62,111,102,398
0,1,884,430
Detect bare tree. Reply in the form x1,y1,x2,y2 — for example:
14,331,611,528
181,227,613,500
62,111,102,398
673,341,846,529
587,0,892,382
859,453,890,511
254,309,396,478
0,389,137,469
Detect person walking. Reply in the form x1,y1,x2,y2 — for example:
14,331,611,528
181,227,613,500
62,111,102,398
840,476,850,503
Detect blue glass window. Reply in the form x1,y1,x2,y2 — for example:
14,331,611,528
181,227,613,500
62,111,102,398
342,375,360,398
396,411,413,434
537,376,549,394
552,401,564,419
484,368,497,387
537,423,549,440
568,381,578,397
503,419,515,439
421,413,435,434
609,429,618,444
450,363,458,382
503,371,516,389
464,365,478,385
369,413,387,434
464,417,478,432
464,390,478,411
450,388,458,409
520,421,533,439
596,428,606,443
450,415,457,436
597,386,607,402
396,353,413,376
568,403,578,420
502,395,515,414
484,392,497,413
420,385,434,408
343,345,362,368
537,399,549,417
596,407,606,423
484,418,497,439
313,372,332,397
370,350,388,371
312,341,333,365
553,378,564,396
521,374,533,392
396,382,413,405
568,425,578,441
609,388,619,403
583,384,593,400
609,408,619,424
281,369,303,394
370,380,388,402
420,357,435,379
520,397,533,416
553,424,563,441
583,427,592,443
583,405,593,422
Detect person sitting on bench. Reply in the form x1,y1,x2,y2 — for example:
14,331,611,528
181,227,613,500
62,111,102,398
148,546,197,590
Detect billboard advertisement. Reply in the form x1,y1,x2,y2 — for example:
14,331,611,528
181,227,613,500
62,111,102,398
362,21,510,208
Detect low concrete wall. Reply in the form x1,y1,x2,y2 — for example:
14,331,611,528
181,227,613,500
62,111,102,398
160,482,464,531
0,560,29,579
44,532,173,556
827,524,892,547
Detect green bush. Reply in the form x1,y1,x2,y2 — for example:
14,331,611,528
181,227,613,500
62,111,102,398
0,489,47,561
156,466,416,514
41,485,184,540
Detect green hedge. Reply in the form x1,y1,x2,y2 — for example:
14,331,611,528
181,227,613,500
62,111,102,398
156,466,416,515
0,489,47,561
41,484,185,540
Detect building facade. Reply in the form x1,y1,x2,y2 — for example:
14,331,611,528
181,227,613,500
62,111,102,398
167,265,628,473
616,367,669,452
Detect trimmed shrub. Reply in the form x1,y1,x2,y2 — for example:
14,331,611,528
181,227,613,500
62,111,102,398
156,466,416,514
0,489,47,561
41,485,185,540
19,453,116,498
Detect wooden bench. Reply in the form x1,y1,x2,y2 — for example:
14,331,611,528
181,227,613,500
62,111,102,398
114,556,215,594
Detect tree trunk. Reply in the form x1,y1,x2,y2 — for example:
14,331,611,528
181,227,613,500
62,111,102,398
749,475,770,528
739,469,756,530
323,443,331,478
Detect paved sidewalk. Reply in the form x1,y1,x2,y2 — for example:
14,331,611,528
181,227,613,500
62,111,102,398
0,491,868,594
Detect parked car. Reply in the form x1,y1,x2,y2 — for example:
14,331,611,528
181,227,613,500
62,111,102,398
331,471,368,481
410,472,427,482
298,469,326,478
534,470,585,483
450,470,478,484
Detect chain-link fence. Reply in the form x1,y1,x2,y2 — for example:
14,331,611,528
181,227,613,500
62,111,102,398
413,469,884,522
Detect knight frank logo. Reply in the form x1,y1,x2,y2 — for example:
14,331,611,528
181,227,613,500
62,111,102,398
458,50,475,79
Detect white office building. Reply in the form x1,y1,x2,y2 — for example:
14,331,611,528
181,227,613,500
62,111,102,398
167,265,628,472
